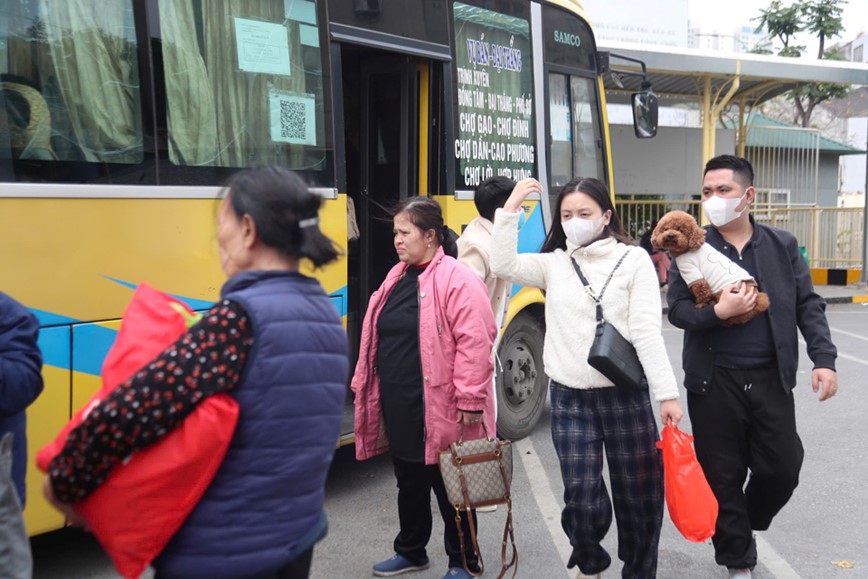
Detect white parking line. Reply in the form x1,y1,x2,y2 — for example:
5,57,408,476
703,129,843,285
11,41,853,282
516,433,803,579
799,338,868,365
515,437,573,575
756,534,802,578
828,326,868,342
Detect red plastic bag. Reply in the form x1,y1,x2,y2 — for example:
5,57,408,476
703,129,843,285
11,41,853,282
36,283,239,578
656,424,718,542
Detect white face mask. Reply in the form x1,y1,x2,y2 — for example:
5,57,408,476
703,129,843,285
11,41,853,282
562,216,604,247
702,192,747,227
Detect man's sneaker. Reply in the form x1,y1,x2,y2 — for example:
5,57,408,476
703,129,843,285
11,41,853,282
372,554,429,577
443,567,474,579
476,504,498,513
728,569,752,578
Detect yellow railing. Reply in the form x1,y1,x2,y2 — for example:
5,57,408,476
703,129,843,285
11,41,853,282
615,197,864,269
615,197,702,241
760,207,864,269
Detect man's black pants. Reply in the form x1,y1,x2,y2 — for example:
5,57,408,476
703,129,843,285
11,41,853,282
687,365,804,570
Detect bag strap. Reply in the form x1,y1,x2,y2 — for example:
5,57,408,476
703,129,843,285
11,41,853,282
496,449,518,579
570,248,631,323
450,441,518,579
454,454,484,577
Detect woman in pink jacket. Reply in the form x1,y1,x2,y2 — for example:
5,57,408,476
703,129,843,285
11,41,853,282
351,196,497,579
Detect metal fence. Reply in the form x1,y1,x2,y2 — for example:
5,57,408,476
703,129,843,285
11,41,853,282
745,125,820,207
615,197,864,270
615,197,702,242
759,207,864,269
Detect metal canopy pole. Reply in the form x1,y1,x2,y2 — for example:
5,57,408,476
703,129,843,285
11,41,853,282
701,63,741,167
861,121,868,285
700,63,741,225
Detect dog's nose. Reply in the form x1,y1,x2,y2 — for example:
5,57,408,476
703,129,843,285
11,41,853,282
665,232,675,240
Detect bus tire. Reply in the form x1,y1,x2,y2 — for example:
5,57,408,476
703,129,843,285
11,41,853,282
495,310,548,440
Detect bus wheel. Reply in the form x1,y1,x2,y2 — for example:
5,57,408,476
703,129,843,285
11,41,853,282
496,311,548,440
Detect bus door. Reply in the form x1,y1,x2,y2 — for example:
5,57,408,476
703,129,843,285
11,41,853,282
341,47,421,363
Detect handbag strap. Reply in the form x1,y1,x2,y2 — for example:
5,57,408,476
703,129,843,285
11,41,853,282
570,248,631,323
451,441,518,579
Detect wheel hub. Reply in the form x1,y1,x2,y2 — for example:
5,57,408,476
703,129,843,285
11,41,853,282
502,341,537,406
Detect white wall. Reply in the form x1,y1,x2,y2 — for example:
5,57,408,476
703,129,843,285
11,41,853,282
841,118,867,195
608,125,736,196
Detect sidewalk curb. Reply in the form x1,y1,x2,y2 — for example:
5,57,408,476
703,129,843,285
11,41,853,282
824,295,868,305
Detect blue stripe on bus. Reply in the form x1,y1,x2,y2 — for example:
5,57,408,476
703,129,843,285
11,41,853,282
330,285,348,317
72,324,118,377
512,203,545,298
517,203,544,254
38,326,71,371
30,308,80,327
102,276,215,311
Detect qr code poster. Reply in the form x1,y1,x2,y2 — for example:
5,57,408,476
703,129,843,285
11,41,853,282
269,89,316,145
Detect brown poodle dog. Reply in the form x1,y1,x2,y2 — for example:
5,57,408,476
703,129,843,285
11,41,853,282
651,210,770,326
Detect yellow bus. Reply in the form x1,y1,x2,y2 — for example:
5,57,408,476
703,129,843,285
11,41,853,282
0,0,655,535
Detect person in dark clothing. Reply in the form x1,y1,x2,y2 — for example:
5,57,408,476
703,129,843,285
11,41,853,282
639,220,671,286
0,291,42,578
43,166,349,579
666,155,838,579
351,197,497,579
0,291,43,508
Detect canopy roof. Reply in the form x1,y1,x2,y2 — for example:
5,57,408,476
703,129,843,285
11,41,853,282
598,41,868,107
729,113,866,154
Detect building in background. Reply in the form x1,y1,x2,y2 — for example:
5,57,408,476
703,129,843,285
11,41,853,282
688,23,768,53
582,0,688,47
825,33,868,197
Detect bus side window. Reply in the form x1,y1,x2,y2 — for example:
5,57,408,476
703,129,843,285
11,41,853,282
158,0,330,174
1,78,57,161
1,0,144,181
347,195,360,242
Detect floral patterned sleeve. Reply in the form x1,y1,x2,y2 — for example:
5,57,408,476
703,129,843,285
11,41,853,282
48,299,254,503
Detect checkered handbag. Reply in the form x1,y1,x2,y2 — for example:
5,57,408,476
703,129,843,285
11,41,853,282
438,432,517,578
439,437,513,507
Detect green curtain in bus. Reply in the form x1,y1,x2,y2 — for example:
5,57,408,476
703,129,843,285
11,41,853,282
201,0,306,168
159,0,219,166
38,0,143,164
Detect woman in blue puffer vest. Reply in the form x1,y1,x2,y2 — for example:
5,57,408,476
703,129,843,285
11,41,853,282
44,166,349,579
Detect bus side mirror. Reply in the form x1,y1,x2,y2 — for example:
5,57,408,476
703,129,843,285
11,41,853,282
631,91,658,138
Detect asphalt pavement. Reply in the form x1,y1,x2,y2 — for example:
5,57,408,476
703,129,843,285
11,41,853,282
30,300,868,579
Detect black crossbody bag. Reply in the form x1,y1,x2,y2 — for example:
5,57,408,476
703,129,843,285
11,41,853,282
571,250,648,391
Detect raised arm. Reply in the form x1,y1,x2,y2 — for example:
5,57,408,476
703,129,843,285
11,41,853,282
490,178,551,289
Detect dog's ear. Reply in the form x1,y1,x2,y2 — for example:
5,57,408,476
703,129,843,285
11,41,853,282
650,215,670,248
651,211,672,249
688,225,706,250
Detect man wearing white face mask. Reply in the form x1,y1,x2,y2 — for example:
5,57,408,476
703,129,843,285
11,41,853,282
491,177,682,579
666,155,838,579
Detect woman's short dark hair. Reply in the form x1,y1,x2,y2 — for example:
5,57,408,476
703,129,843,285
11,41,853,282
540,177,633,253
391,196,458,258
474,176,515,221
222,166,340,268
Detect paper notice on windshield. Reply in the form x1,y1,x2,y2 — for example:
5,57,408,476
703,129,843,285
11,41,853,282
235,18,291,76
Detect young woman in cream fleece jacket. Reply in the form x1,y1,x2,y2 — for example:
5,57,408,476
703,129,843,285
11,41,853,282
490,177,682,579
